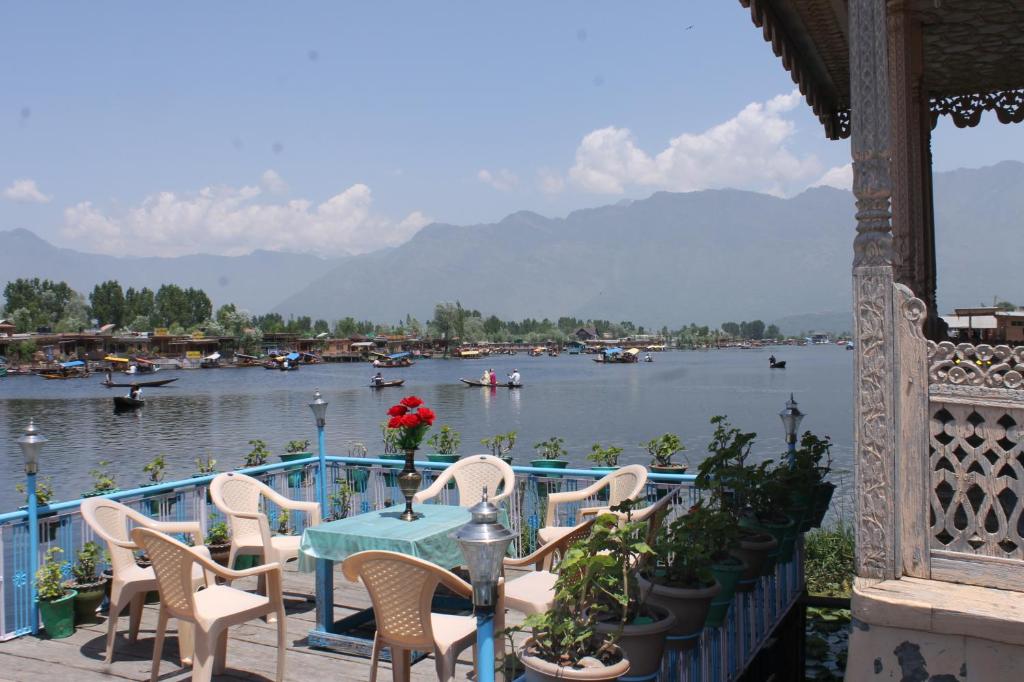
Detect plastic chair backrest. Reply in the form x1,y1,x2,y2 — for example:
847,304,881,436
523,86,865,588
342,551,459,650
449,455,514,505
210,472,271,548
605,464,649,508
131,527,198,620
82,498,144,575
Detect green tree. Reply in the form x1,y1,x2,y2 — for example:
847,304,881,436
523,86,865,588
721,322,740,337
313,319,330,335
153,284,189,327
89,280,126,327
334,317,358,337
124,287,155,325
766,324,781,339
255,312,285,333
184,288,212,327
3,278,78,331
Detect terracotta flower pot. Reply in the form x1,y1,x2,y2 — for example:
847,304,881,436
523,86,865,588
593,603,675,678
731,532,777,592
518,640,630,681
206,542,231,567
637,575,720,650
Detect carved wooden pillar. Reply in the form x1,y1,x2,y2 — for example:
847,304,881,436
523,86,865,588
851,0,898,581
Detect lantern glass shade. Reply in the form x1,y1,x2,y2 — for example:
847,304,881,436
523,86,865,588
18,419,47,475
453,491,515,607
779,394,804,440
309,390,328,427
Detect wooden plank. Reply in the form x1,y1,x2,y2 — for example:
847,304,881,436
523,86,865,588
930,553,1024,595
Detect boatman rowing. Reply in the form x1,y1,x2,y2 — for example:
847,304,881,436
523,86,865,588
508,369,521,387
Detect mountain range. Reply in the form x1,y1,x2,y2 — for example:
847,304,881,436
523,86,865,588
3,162,1022,330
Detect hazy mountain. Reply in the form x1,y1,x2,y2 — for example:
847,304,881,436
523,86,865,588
0,228,338,313
273,162,1024,326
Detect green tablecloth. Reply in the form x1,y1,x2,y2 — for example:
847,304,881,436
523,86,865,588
298,504,471,571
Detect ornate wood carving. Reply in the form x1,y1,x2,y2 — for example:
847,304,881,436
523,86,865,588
930,89,1024,129
928,342,1024,390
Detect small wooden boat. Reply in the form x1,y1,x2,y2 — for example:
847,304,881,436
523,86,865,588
460,378,522,388
370,379,405,388
102,377,178,388
769,358,787,369
113,395,145,410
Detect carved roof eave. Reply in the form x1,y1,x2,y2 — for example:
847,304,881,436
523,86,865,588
740,0,851,140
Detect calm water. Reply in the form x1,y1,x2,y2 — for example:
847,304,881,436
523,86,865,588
0,347,854,511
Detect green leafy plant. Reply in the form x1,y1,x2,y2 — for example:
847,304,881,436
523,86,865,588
328,479,355,521
533,436,566,461
647,503,724,588
244,439,271,467
194,454,218,474
427,425,461,454
380,421,401,454
16,475,55,505
643,433,685,468
276,509,291,535
285,439,311,454
805,520,855,597
71,541,105,586
89,460,117,493
36,547,71,601
481,431,517,459
587,443,623,468
143,453,166,483
205,520,230,546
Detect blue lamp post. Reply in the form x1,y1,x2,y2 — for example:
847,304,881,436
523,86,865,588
308,389,329,511
18,418,47,635
780,393,805,466
454,489,515,682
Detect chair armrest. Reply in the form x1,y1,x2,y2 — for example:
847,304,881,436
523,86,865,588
140,519,202,538
263,489,322,525
190,550,283,582
578,505,609,518
435,569,473,600
544,480,608,527
412,472,451,504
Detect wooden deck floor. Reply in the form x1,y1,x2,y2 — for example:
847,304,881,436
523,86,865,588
0,563,516,681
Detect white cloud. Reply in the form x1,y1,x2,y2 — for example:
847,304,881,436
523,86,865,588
3,178,51,203
568,90,823,197
812,163,853,190
477,168,519,192
537,168,566,195
61,177,430,257
260,169,288,194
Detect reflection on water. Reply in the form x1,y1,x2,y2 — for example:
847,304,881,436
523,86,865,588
0,347,853,510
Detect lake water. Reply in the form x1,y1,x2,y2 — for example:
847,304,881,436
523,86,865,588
0,346,854,511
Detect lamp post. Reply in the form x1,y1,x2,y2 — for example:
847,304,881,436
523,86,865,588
779,393,805,466
307,389,334,634
308,389,329,511
18,418,47,635
454,489,515,682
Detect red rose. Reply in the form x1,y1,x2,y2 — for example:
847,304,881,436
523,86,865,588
387,416,404,429
387,405,407,417
401,413,422,429
417,407,435,425
400,395,423,409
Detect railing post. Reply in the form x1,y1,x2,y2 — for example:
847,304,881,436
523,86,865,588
26,471,38,635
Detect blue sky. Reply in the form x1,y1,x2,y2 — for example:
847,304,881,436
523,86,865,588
2,1,1020,257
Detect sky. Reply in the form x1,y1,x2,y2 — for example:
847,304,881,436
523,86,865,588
2,1,1021,258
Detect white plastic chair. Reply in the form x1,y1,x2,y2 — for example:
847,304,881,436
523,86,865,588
501,518,596,616
81,497,208,664
537,464,648,545
131,526,287,682
342,550,478,682
209,471,321,575
413,454,515,506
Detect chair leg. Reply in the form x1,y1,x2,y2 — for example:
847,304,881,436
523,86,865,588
368,632,381,682
213,628,228,675
393,647,411,682
192,630,214,682
275,607,287,682
103,599,122,664
177,620,194,666
128,593,146,643
435,648,457,682
149,606,167,682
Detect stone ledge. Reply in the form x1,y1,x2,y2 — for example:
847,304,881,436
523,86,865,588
853,576,1024,647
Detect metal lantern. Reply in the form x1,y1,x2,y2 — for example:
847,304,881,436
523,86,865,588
18,418,47,475
309,389,328,427
780,393,805,447
453,488,515,608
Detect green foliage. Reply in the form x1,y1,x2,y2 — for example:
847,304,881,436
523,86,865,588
89,460,117,493
805,521,855,597
36,547,71,601
649,502,725,588
3,278,79,331
194,454,218,474
586,443,623,468
244,439,271,467
16,475,54,505
8,339,37,364
380,422,400,454
71,541,105,585
276,509,291,535
328,479,354,521
533,436,566,461
124,286,155,325
643,433,685,468
480,431,517,458
152,284,212,328
89,280,126,327
719,320,766,340
143,454,167,483
205,519,230,545
285,439,311,454
427,425,461,454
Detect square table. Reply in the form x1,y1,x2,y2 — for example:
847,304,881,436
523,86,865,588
300,504,473,657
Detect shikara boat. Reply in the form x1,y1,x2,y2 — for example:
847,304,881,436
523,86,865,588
102,377,179,388
460,378,522,388
372,352,415,368
370,379,405,388
113,395,145,410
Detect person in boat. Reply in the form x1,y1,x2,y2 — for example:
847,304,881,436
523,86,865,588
129,385,141,400
105,370,113,384
508,369,521,386
645,353,653,362
481,368,491,384
372,372,383,386
489,369,498,387
769,354,776,366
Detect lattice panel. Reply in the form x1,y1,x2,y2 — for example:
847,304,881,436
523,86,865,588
930,403,1024,559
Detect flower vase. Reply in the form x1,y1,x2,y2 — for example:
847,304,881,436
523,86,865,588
397,448,423,521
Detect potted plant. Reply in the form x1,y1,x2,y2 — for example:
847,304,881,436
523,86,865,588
83,460,118,497
383,395,436,520
686,504,746,628
36,547,77,639
328,479,355,521
193,454,218,476
587,443,623,502
344,441,370,493
16,475,55,507
427,425,461,489
140,453,167,514
275,509,292,535
788,432,835,530
639,504,721,650
531,436,568,471
67,541,108,624
280,439,311,487
643,433,687,475
242,439,271,468
481,431,517,465
378,421,406,487
204,518,231,567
